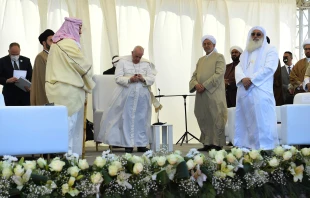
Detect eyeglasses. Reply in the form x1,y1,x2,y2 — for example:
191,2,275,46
251,32,262,37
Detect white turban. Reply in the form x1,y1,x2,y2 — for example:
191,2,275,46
303,38,310,48
230,46,243,53
201,35,216,44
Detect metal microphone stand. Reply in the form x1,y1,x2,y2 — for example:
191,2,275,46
176,95,199,146
152,88,166,125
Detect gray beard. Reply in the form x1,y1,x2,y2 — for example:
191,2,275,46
246,39,263,52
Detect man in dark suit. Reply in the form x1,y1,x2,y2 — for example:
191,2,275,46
0,42,32,106
281,51,294,104
102,55,119,75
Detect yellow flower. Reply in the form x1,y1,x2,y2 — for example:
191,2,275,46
289,163,304,182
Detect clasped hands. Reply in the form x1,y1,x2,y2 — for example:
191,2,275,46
242,77,252,90
195,84,205,93
129,74,145,83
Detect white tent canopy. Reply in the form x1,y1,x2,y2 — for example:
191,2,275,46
0,0,296,143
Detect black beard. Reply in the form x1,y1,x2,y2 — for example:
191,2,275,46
46,44,50,51
232,57,240,62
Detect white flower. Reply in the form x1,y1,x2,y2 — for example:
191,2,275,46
231,148,243,159
12,169,32,190
78,159,89,170
186,159,196,170
143,150,153,158
62,184,69,195
3,155,18,162
68,177,75,187
117,171,132,189
290,146,298,155
174,150,182,155
289,163,304,182
133,162,143,174
49,159,66,172
241,148,250,153
194,155,204,165
186,148,200,158
123,153,133,160
46,180,57,189
165,165,176,180
176,155,184,164
283,151,293,161
108,165,118,176
23,161,36,171
167,154,178,165
274,146,285,156
142,155,151,165
91,172,103,184
268,157,280,167
282,145,292,149
68,188,79,197
131,155,143,164
301,148,310,156
157,156,166,166
249,150,260,160
112,161,122,171
208,149,217,158
14,165,24,176
37,158,47,169
93,157,106,168
226,153,236,163
214,152,225,164
190,165,207,187
68,166,80,177
2,167,13,179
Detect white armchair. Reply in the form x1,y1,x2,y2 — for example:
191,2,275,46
226,107,236,144
92,75,118,150
293,93,310,104
0,106,68,156
280,104,310,145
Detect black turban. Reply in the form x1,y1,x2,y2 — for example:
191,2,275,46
38,29,54,45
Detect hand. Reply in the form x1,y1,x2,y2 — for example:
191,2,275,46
195,84,205,93
242,77,252,90
24,86,30,92
289,88,295,95
137,74,145,82
224,79,229,85
130,75,139,83
6,77,18,83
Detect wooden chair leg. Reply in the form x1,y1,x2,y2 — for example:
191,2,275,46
96,142,99,151
109,145,113,153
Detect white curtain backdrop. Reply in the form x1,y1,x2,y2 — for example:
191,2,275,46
0,0,296,143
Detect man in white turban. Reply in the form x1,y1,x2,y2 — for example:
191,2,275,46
224,46,243,107
291,38,310,94
189,35,227,151
234,26,279,150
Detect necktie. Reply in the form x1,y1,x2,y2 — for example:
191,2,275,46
288,66,291,75
13,61,19,70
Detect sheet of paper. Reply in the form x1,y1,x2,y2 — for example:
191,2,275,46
13,70,27,79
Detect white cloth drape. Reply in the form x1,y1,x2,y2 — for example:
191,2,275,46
0,0,296,143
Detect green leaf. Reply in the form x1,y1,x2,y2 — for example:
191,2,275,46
31,173,48,184
174,161,190,180
156,170,170,186
101,169,113,185
162,190,174,198
126,160,135,174
243,162,253,173
18,157,24,165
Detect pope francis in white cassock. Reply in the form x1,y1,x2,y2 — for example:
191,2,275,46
234,26,279,150
97,46,159,153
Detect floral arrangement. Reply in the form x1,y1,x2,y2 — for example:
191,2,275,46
1,145,310,198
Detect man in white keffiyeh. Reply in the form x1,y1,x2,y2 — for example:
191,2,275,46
234,26,279,150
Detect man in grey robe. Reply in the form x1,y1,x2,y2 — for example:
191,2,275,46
189,35,227,151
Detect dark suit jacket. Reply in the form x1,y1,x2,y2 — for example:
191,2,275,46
0,55,32,106
281,65,290,103
273,60,284,106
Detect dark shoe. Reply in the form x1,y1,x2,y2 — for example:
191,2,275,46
211,145,222,151
125,147,133,153
227,142,233,146
198,145,210,151
137,147,150,152
112,146,123,148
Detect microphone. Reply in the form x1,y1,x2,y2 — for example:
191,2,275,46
158,88,160,92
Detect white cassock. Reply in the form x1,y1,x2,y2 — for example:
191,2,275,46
234,45,279,150
97,58,155,147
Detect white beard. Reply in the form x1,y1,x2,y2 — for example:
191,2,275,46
246,38,263,52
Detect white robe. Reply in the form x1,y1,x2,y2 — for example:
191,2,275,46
234,45,279,150
97,59,155,147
